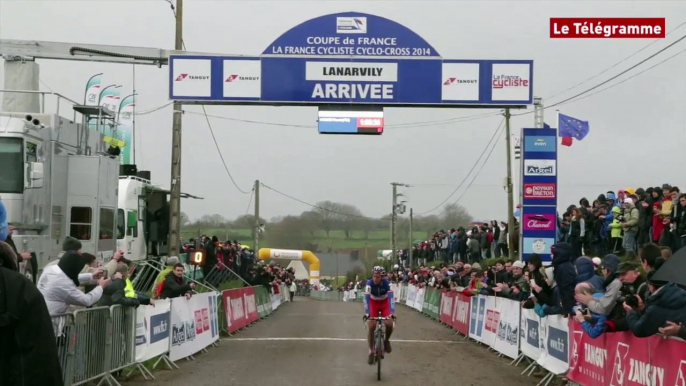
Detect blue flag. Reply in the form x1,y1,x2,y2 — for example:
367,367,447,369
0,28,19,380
558,113,589,140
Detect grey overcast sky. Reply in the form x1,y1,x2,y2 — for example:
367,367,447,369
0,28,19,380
1,0,685,222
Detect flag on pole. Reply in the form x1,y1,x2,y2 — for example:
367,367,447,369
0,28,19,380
84,74,103,106
558,113,590,141
561,136,573,147
117,94,136,165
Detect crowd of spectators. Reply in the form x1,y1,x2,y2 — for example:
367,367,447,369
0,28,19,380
406,221,517,266
391,184,686,342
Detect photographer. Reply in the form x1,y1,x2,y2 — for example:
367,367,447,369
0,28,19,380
616,261,649,303
575,254,622,316
625,269,686,337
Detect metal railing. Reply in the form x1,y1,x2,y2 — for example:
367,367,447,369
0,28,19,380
52,305,136,386
0,89,81,120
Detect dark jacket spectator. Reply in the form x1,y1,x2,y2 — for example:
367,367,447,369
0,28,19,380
545,242,577,315
160,264,194,299
626,281,686,337
575,256,605,290
0,241,64,386
523,254,554,308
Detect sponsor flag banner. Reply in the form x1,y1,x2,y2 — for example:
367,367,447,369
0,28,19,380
134,299,171,363
169,292,220,362
493,298,520,359
116,94,135,165
84,74,103,106
452,293,471,336
536,314,569,375
520,308,542,361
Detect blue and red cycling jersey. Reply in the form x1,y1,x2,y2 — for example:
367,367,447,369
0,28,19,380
363,278,395,315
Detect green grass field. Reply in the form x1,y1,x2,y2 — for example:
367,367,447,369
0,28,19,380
181,227,430,251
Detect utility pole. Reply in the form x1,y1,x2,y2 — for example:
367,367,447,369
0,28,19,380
391,183,397,258
168,0,184,256
504,108,515,258
409,208,413,267
253,180,260,253
390,182,409,265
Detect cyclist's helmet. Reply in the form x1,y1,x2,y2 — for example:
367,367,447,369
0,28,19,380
372,266,386,275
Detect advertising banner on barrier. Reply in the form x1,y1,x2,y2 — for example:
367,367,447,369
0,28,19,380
567,319,686,386
399,284,408,302
222,287,259,334
135,299,171,363
452,293,471,336
536,314,569,375
169,292,220,362
469,296,485,342
254,286,270,318
271,292,282,310
423,288,440,319
439,291,454,325
482,296,499,348
520,308,541,361
493,298,520,359
414,287,425,312
406,284,417,307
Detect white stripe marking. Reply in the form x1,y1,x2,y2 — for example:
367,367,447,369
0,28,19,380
222,337,463,344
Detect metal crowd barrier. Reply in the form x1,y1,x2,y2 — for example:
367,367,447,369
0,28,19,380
310,290,345,301
52,305,137,386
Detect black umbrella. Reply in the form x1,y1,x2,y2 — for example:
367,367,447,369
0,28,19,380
650,247,686,288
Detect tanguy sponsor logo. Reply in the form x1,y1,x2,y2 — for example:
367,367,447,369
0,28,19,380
225,74,260,82
175,74,210,81
443,78,478,85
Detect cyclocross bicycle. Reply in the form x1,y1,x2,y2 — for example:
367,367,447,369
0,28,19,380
365,312,395,381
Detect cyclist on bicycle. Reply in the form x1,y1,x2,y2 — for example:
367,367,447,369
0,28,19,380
363,266,396,365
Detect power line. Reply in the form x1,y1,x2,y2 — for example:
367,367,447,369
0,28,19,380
554,46,686,106
445,121,505,210
201,105,252,194
543,32,686,110
260,183,373,219
545,21,686,100
416,117,505,215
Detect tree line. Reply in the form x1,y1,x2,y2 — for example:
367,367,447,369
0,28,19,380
182,201,474,251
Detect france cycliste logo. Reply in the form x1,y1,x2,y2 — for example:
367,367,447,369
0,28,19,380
336,17,367,34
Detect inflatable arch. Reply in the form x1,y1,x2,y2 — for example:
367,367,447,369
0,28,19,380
258,248,320,284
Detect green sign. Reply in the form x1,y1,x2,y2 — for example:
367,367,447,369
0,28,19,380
254,286,271,318
422,288,441,319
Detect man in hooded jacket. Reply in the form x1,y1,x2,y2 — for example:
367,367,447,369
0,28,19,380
543,242,577,316
0,240,64,385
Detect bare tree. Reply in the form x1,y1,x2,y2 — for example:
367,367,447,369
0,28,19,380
337,203,364,239
232,214,267,229
264,216,311,250
314,200,343,238
299,210,322,238
441,203,473,229
180,212,190,226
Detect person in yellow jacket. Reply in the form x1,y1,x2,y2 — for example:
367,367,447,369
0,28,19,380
608,206,624,253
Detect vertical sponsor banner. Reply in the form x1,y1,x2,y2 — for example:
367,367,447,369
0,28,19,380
413,287,425,312
169,292,220,362
222,287,259,334
84,74,103,106
520,308,542,361
493,298,520,359
521,127,558,264
452,293,470,336
116,94,135,165
406,284,417,307
482,296,500,348
134,299,171,363
422,288,440,318
536,314,569,375
468,295,486,342
439,291,455,325
567,318,610,385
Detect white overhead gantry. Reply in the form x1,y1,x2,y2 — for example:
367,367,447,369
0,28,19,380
0,39,222,253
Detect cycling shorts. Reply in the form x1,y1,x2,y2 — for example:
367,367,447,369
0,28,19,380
369,299,391,318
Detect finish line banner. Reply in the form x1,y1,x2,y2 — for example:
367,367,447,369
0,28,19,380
169,12,533,106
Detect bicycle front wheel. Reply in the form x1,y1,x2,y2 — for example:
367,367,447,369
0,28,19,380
376,331,383,380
